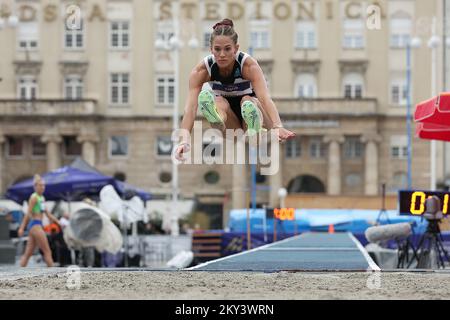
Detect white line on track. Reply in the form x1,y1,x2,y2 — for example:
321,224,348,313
348,232,381,271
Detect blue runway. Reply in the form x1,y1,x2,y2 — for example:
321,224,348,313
188,232,380,272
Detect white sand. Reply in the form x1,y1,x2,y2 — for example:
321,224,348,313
1,270,450,300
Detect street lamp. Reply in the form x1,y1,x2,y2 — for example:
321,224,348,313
0,14,18,30
155,19,198,236
406,36,422,189
278,187,287,208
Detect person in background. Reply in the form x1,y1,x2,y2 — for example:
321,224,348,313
18,174,61,267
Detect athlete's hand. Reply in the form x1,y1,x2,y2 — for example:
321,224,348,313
276,127,296,143
174,143,191,162
18,227,24,238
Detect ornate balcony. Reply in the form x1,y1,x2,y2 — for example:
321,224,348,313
273,97,378,116
0,99,97,117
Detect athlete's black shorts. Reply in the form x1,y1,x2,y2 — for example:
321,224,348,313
223,93,256,126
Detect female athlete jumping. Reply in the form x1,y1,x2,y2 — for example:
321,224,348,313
175,18,295,161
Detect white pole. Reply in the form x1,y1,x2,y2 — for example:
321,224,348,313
430,17,439,191
171,15,180,237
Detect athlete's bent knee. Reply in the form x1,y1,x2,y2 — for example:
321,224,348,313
240,95,254,105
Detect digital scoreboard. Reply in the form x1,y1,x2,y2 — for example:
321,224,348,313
398,190,449,216
265,208,295,221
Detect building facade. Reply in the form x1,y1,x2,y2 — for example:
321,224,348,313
0,0,446,228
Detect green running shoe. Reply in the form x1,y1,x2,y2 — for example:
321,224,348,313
241,100,264,135
198,90,224,126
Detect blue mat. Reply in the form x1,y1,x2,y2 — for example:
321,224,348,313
190,233,377,272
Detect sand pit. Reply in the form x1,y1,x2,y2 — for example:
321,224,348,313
1,270,450,300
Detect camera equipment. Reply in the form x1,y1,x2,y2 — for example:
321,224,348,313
407,195,450,269
365,222,418,268
365,223,412,243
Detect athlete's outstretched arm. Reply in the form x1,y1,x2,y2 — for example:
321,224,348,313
176,62,209,161
244,58,295,142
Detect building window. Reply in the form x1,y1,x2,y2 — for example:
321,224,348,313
64,18,84,49
110,73,130,105
156,136,173,157
391,34,411,48
390,16,412,48
7,137,24,157
309,137,326,158
390,135,408,159
250,30,270,49
391,146,408,159
344,136,363,159
156,75,175,105
390,136,408,159
295,74,317,98
295,21,317,49
17,76,37,100
390,80,408,105
109,136,129,157
250,20,270,49
63,136,82,157
342,73,364,99
64,75,83,100
342,19,364,49
286,137,302,158
31,137,46,157
110,21,130,49
17,22,38,51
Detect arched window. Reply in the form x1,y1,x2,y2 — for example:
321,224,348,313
287,175,325,193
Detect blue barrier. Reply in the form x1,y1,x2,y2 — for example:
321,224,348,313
228,208,428,234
